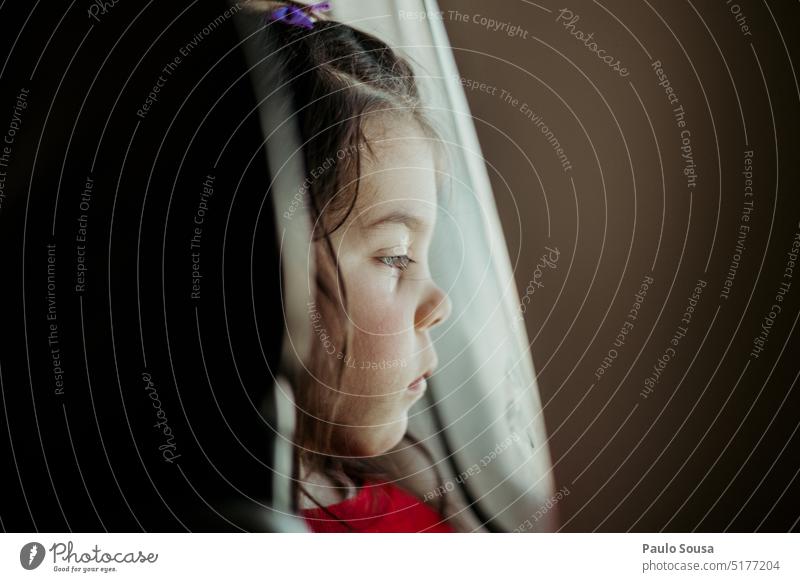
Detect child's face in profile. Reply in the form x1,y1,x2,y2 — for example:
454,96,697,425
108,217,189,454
319,117,451,457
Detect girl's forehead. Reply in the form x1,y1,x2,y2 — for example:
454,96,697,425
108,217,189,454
357,143,438,211
354,163,438,235
345,115,441,233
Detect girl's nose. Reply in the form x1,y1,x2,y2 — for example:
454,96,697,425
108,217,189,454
415,284,452,330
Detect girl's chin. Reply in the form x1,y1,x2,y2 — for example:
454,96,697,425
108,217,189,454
349,419,409,457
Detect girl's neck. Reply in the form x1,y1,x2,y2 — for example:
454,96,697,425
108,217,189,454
298,464,360,510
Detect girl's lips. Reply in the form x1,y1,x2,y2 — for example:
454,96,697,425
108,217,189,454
407,374,429,392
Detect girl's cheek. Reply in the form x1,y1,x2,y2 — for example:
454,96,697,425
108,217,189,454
350,319,414,378
351,278,409,334
352,323,405,364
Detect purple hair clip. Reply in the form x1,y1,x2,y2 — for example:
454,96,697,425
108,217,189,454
268,2,332,30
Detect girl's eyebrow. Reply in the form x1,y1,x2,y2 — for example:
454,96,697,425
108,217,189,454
363,209,428,232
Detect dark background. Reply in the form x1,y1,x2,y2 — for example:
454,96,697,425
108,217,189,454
0,0,285,531
439,0,800,531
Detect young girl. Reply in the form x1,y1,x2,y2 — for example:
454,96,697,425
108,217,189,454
253,1,460,532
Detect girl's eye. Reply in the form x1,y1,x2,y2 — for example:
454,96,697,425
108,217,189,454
379,255,414,271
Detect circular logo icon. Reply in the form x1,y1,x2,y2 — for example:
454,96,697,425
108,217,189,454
20,542,46,570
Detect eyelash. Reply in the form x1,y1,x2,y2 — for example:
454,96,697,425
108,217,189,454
379,255,415,271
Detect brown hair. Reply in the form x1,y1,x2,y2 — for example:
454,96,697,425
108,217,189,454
250,1,449,528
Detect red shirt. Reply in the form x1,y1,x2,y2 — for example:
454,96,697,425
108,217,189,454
301,480,455,533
